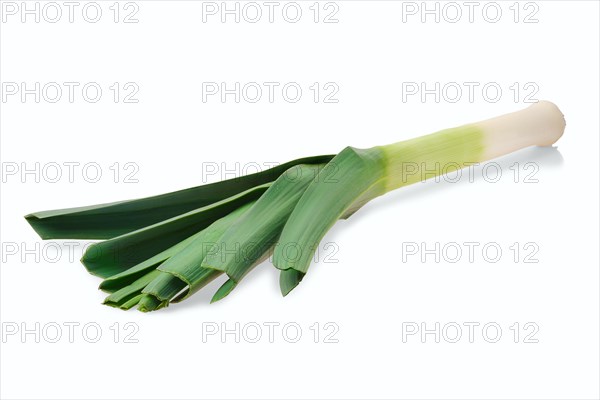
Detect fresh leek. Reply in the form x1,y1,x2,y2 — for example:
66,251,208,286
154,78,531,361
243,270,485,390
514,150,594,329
24,102,565,311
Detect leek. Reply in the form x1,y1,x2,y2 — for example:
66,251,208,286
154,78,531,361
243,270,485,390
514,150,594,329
23,102,565,311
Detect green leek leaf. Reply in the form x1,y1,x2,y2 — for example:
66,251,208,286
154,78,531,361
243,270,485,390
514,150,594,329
81,185,267,278
25,155,333,240
202,164,322,284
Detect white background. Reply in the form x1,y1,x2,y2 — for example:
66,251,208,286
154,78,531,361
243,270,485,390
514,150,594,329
1,1,599,399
